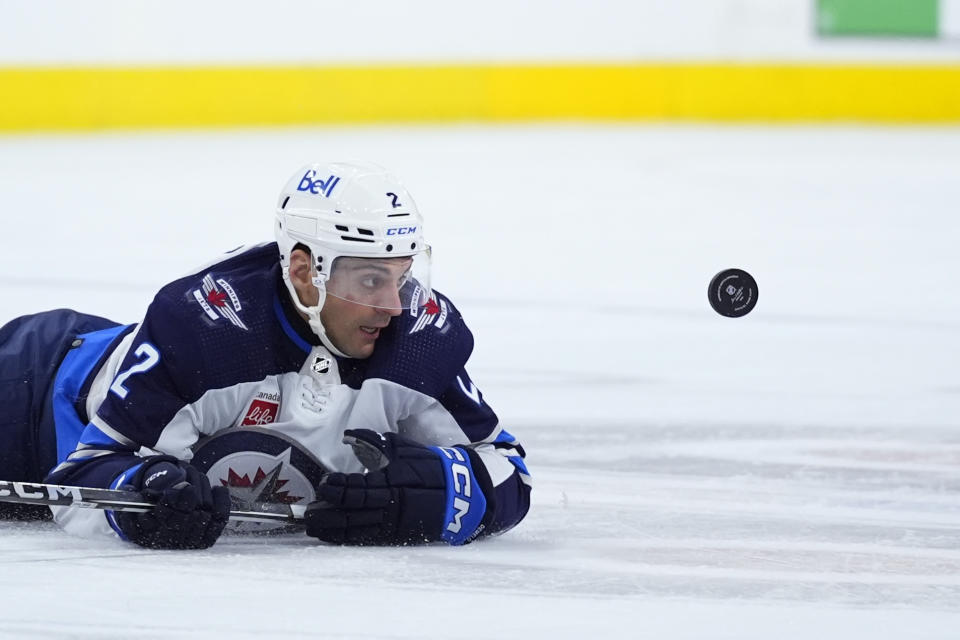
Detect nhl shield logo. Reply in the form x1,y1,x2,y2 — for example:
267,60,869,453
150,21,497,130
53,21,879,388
312,355,331,375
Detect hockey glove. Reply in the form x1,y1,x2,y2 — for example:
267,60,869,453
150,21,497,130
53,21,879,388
305,429,492,546
110,456,231,550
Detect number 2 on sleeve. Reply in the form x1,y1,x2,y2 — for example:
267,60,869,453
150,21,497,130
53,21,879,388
110,343,161,399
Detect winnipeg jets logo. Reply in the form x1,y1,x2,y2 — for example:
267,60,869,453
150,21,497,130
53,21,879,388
409,295,447,335
210,447,313,508
193,429,325,533
222,460,304,506
209,447,315,534
192,274,248,331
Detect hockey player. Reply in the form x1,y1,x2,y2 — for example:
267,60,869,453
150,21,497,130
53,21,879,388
0,162,531,549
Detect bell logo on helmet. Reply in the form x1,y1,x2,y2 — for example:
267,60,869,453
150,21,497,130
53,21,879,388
386,226,417,236
297,170,341,198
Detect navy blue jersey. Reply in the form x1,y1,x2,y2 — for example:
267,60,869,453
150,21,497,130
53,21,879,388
45,243,530,539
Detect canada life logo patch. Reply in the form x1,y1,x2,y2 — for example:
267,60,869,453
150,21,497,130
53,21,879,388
192,274,248,330
241,391,280,426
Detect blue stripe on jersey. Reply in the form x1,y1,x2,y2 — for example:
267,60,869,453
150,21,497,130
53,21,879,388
494,429,518,444
52,325,132,464
507,455,530,477
76,423,126,449
273,293,312,354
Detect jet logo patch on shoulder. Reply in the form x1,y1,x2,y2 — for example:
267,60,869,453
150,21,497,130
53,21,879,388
409,295,447,335
192,274,249,330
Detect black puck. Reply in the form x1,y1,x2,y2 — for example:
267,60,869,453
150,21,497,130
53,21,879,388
708,268,758,318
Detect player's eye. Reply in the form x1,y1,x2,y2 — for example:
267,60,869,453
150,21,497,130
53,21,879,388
360,276,381,289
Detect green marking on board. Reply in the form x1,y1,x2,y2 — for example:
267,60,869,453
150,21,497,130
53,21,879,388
817,0,938,37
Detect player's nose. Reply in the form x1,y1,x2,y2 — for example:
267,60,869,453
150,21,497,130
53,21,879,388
373,287,403,317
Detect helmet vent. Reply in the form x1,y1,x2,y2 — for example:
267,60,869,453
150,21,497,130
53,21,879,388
357,228,374,236
341,236,375,243
281,196,290,209
335,225,349,232
387,213,409,218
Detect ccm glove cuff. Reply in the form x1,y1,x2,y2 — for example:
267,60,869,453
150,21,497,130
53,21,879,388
305,429,493,546
430,444,488,545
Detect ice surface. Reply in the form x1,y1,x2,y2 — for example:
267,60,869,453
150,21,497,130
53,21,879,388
1,125,959,638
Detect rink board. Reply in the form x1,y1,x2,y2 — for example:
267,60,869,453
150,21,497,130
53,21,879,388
2,64,960,132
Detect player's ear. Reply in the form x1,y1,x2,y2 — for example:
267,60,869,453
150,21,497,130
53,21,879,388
289,248,312,287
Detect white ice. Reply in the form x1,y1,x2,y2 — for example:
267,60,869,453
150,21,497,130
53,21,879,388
1,125,959,639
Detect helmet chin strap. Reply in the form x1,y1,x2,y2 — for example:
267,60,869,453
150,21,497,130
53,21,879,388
313,322,349,359
280,267,350,359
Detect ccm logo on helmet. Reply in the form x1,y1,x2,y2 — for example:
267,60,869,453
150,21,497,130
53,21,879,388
386,226,417,236
297,171,341,198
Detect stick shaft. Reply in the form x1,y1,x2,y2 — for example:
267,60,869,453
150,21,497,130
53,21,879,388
0,479,305,524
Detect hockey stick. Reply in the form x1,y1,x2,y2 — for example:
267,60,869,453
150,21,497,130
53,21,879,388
0,479,305,524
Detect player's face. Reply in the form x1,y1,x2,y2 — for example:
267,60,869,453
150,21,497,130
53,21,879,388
319,257,410,358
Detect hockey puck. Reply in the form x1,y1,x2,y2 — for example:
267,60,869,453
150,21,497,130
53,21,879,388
708,268,758,318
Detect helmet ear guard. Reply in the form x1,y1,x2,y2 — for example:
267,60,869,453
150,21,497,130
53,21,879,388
276,236,336,354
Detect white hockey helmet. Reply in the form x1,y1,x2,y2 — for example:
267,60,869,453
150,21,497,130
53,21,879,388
275,162,432,354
